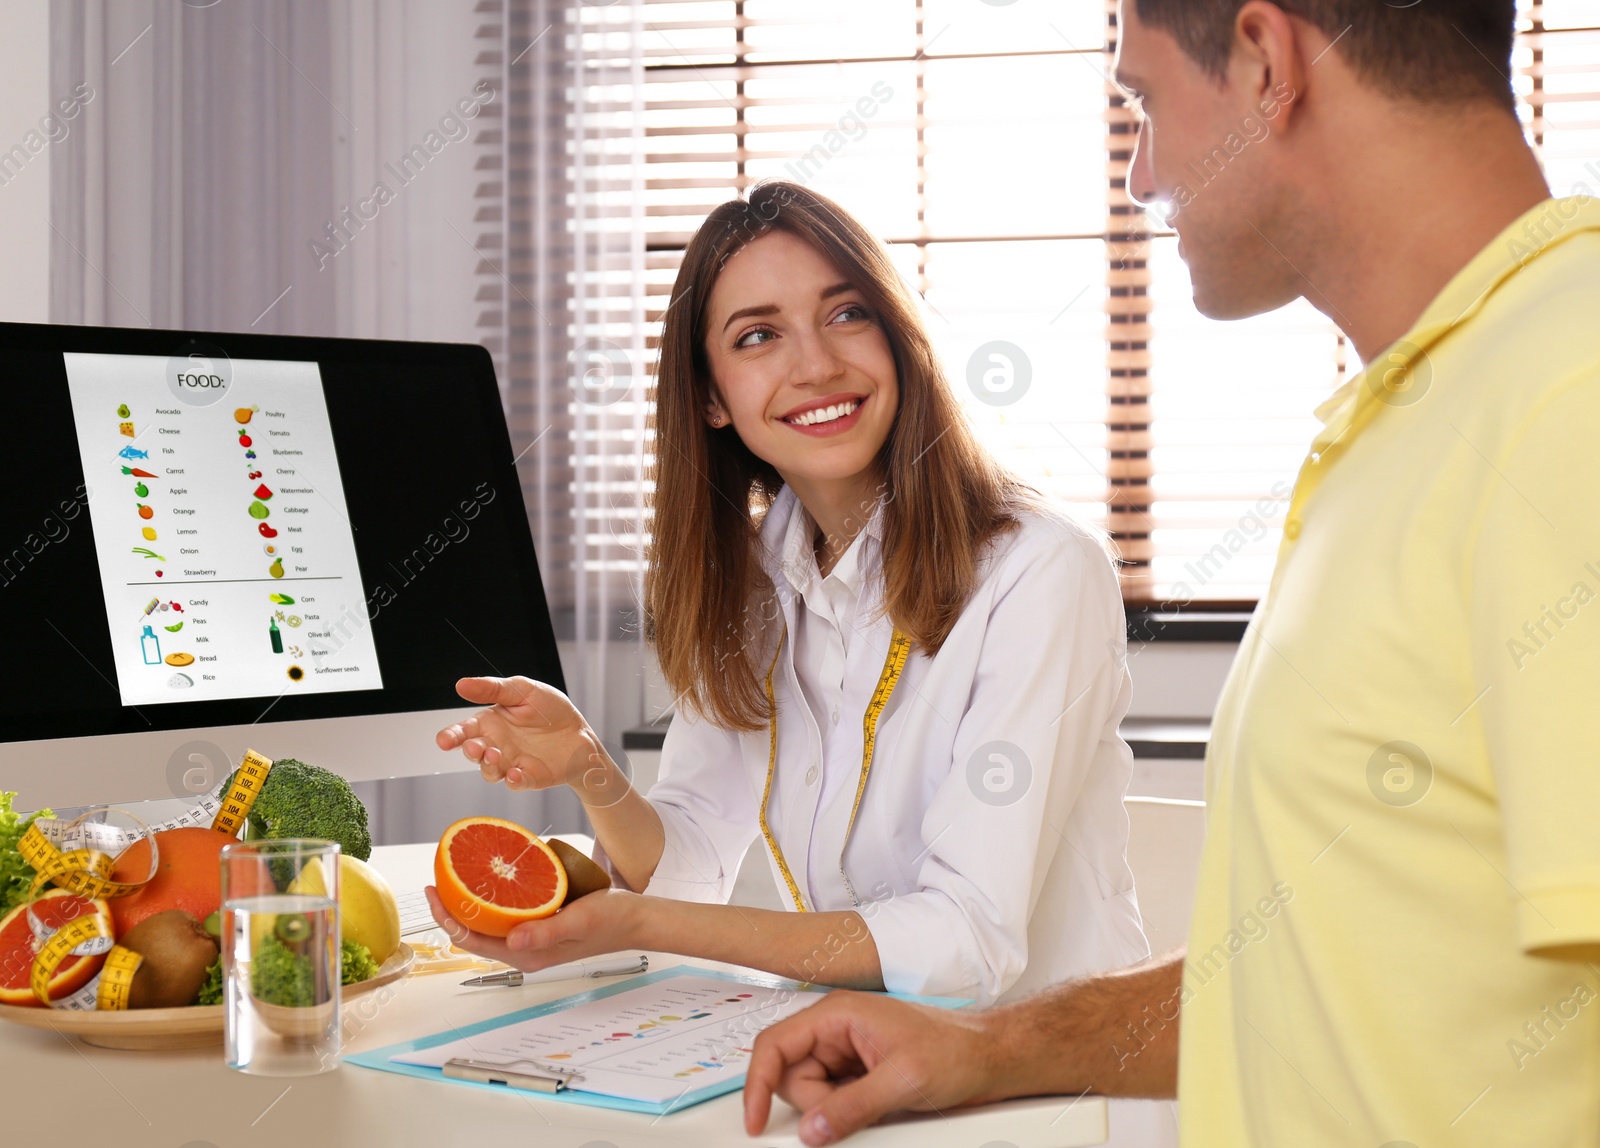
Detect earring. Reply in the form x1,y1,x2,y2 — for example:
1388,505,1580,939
711,414,724,426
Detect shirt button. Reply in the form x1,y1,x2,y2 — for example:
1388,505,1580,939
805,765,819,785
829,705,840,725
1284,518,1302,541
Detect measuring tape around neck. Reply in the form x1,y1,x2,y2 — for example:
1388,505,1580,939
758,625,913,913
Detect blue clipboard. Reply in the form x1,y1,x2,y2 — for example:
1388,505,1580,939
345,963,970,1116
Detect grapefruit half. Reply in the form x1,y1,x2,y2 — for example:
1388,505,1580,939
0,890,111,1008
434,817,568,937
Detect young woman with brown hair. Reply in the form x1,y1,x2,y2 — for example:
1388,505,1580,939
429,181,1153,1017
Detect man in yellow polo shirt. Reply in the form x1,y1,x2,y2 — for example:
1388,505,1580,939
741,1,1600,1146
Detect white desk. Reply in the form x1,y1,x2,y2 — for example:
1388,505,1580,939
0,842,1107,1147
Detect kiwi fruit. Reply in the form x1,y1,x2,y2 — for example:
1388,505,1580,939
548,838,612,905
118,910,221,1009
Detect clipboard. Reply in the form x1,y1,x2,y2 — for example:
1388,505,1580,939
346,963,969,1116
442,1056,581,1092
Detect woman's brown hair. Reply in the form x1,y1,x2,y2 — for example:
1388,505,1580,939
646,180,1034,731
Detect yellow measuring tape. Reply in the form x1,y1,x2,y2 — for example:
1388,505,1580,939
759,625,913,913
25,906,140,1011
17,816,156,1010
18,830,142,901
209,748,275,837
14,748,275,1008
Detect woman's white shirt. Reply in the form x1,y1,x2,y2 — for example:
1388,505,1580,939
641,486,1151,1008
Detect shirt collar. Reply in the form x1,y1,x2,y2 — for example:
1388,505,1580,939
1313,195,1600,451
766,485,885,599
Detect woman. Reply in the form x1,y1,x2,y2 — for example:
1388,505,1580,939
429,181,1151,1011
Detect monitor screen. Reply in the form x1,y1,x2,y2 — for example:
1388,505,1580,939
1,323,564,807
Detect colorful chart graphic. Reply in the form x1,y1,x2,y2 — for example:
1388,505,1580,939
393,977,821,1108
66,352,383,707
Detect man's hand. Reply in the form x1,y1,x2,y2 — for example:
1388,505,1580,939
743,991,1008,1146
435,676,609,796
745,953,1185,1144
424,885,649,970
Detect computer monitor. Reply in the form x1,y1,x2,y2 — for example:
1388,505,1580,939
0,322,564,810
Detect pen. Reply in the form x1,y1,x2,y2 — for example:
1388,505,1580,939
461,954,648,987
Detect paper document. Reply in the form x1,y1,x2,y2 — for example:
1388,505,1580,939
393,974,825,1104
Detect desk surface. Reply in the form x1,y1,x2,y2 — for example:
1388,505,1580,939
1,842,1107,1147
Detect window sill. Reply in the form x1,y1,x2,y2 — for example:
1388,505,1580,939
1126,609,1252,643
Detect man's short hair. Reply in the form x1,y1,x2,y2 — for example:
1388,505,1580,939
1133,0,1517,112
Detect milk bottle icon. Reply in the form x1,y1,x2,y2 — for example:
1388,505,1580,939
141,625,162,665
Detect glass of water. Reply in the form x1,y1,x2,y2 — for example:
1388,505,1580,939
220,839,342,1075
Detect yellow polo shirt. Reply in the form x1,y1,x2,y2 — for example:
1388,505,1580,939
1178,196,1600,1147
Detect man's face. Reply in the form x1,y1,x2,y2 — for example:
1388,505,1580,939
1116,0,1305,319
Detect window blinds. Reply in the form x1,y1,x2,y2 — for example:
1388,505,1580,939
472,0,1600,623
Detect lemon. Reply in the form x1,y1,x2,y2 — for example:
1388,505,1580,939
291,854,401,963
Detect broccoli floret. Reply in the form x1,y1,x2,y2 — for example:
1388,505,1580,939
341,938,380,984
197,938,376,1009
197,957,224,1006
221,757,371,861
252,934,322,1007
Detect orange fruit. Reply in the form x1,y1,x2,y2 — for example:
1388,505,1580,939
0,890,110,1008
109,826,234,935
434,817,568,937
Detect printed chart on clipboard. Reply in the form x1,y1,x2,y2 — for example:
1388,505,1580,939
349,965,968,1116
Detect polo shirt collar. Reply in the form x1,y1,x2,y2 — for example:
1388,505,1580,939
1314,195,1600,451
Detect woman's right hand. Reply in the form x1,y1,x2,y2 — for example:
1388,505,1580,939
436,676,605,795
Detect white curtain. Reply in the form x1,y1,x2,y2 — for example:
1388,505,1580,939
47,0,660,842
469,0,658,761
50,0,488,343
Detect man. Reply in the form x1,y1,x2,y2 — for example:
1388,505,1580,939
743,1,1600,1145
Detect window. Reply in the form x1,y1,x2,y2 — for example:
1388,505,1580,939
473,0,1600,623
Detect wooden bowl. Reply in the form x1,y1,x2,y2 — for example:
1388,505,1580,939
0,942,414,1050
253,997,338,1043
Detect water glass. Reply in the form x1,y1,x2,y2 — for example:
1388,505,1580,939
220,839,342,1075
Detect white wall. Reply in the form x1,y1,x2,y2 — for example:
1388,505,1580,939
1125,641,1235,719
0,2,50,322
324,0,486,342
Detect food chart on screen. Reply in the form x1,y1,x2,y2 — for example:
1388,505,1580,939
64,352,383,706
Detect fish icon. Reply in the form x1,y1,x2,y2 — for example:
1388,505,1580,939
118,445,150,460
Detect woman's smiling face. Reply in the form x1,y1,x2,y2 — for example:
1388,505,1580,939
702,230,899,488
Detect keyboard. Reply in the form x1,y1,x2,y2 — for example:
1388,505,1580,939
394,888,442,937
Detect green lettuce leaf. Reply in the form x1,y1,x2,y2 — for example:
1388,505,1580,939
0,791,52,915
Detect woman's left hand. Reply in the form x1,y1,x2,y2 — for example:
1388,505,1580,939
424,886,650,970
